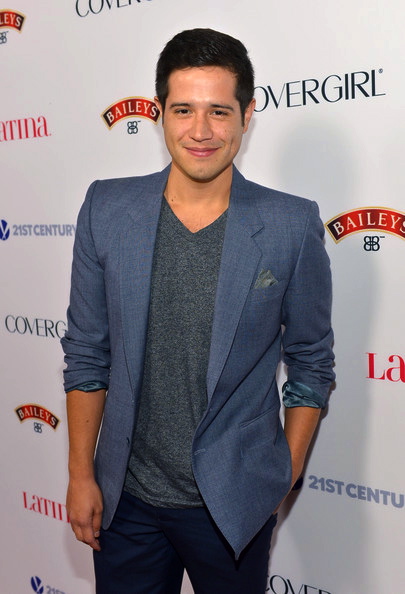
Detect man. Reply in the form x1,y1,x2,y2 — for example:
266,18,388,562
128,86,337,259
62,28,334,594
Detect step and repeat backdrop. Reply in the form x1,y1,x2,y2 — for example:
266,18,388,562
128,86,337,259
1,1,403,593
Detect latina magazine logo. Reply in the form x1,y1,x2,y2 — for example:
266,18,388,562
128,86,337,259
101,96,160,135
325,207,405,252
0,115,51,142
0,9,25,45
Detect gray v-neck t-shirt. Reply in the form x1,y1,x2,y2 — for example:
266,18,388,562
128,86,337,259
125,198,227,507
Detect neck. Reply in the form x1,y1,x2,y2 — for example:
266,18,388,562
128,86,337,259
163,163,232,233
164,162,232,208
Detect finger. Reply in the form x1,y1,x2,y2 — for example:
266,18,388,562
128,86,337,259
92,508,103,535
80,524,101,551
71,518,101,551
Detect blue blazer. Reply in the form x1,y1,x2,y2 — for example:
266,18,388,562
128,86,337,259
62,166,334,558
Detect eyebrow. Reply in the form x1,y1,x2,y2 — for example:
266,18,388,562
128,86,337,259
168,102,235,111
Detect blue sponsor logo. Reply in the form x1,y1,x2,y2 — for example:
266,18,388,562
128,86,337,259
308,475,404,509
0,220,75,241
0,219,10,240
30,575,66,594
30,576,44,594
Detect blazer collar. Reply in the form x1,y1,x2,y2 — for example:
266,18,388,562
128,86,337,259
206,167,264,401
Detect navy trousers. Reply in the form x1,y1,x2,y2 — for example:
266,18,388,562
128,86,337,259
93,490,277,594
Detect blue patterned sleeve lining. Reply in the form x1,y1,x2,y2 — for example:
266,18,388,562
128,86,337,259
67,381,107,393
282,380,324,409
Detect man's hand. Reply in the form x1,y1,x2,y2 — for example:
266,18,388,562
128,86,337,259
67,477,103,551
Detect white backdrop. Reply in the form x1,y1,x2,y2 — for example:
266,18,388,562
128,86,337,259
1,1,404,593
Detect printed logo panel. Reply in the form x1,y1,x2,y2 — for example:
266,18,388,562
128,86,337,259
308,475,404,510
325,207,405,243
0,221,75,241
267,574,332,594
101,96,160,134
23,491,69,522
15,404,60,431
255,68,385,111
0,116,50,142
367,353,405,383
4,315,66,338
0,9,25,31
30,575,66,594
75,0,153,18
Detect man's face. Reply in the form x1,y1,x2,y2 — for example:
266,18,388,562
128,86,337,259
155,66,255,185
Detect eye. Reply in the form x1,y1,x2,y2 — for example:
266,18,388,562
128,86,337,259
212,110,229,117
174,108,190,115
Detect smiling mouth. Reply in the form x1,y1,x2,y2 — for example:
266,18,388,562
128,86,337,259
185,147,219,157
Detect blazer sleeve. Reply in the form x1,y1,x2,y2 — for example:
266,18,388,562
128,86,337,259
281,200,335,407
61,181,111,392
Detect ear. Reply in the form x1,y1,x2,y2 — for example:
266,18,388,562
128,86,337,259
243,98,256,133
154,96,164,124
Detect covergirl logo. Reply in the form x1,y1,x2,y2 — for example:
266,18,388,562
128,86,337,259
267,575,331,594
102,97,160,130
325,207,405,243
0,9,25,32
76,0,152,18
5,315,67,338
255,68,385,111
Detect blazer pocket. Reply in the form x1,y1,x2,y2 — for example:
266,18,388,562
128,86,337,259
254,269,278,289
239,404,280,457
249,278,287,305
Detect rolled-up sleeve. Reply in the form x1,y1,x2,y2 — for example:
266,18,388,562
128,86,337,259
281,201,335,408
61,182,111,392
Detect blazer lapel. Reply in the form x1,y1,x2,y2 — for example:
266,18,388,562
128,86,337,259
206,169,264,401
119,168,169,393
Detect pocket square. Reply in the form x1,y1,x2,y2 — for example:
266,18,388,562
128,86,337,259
254,269,278,289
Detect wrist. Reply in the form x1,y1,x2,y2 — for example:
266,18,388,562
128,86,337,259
68,463,95,482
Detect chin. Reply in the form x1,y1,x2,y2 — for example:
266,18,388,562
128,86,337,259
187,165,230,184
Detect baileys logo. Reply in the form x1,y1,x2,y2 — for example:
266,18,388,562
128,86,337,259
325,207,405,243
0,9,25,32
102,97,160,129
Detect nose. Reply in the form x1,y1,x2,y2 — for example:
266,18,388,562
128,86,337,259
189,113,213,142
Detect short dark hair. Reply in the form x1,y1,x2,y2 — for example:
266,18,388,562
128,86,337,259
155,28,255,120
